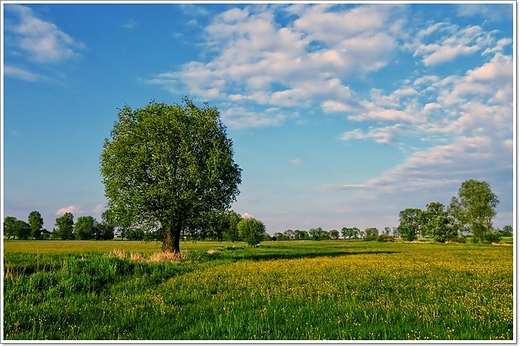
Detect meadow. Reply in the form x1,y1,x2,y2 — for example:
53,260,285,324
3,239,514,340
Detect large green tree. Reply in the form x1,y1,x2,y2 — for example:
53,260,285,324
28,211,44,239
450,179,499,242
100,99,242,254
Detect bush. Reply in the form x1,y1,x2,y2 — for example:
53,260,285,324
238,218,266,246
483,232,501,244
376,234,395,242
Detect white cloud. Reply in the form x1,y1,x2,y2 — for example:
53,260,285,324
146,4,405,128
92,204,106,214
413,22,497,66
55,205,84,216
5,4,85,63
120,19,138,29
4,65,46,82
456,4,513,22
220,106,288,129
289,159,301,166
339,124,408,145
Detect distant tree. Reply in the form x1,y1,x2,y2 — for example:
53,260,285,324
283,229,295,240
392,227,400,238
188,209,228,240
351,227,360,239
272,232,286,241
74,216,97,240
127,228,145,241
238,217,266,246
309,227,327,241
96,222,114,240
14,220,31,240
55,212,74,240
341,227,349,239
398,208,421,241
450,179,499,242
4,216,18,239
419,202,457,243
95,210,115,240
223,211,242,242
294,229,309,240
100,99,242,254
384,226,392,235
501,225,513,236
28,211,44,239
363,227,379,241
329,229,340,240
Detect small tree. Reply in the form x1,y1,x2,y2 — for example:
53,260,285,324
363,227,379,241
398,208,421,241
283,229,295,240
238,217,265,246
419,202,457,242
294,229,308,240
309,227,327,241
223,211,242,242
55,212,74,240
501,225,513,236
329,229,340,240
75,216,96,240
28,211,44,239
4,216,18,239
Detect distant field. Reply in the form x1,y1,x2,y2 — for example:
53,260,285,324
3,239,513,340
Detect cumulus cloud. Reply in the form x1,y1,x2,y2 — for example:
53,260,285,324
413,22,497,66
92,204,106,214
146,4,405,128
55,205,84,215
330,36,512,227
5,4,85,63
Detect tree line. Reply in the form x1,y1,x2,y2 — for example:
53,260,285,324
2,209,269,246
397,179,511,243
3,211,114,241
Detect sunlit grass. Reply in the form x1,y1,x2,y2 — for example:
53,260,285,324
4,240,513,340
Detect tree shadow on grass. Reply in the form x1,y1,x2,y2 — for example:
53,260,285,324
228,250,398,262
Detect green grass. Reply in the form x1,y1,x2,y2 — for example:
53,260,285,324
4,239,513,340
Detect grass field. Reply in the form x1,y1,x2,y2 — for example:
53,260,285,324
3,239,514,340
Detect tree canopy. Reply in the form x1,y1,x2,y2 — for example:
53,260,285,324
100,98,242,253
450,179,499,242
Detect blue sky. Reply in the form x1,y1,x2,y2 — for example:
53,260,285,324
2,2,515,234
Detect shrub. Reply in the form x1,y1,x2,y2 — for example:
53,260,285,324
376,234,395,242
483,231,501,244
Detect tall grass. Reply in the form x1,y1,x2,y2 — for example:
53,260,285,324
4,240,513,340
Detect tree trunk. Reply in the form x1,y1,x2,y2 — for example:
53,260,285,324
162,224,181,254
